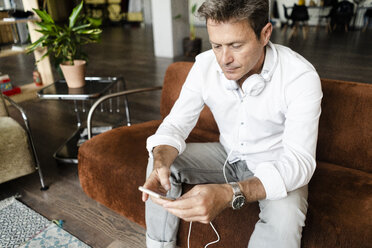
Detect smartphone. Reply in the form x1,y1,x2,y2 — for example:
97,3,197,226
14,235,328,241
138,186,175,201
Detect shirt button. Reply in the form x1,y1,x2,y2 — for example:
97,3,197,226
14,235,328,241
240,143,244,146
241,122,244,125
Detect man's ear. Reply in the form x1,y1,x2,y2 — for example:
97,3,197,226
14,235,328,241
260,23,272,45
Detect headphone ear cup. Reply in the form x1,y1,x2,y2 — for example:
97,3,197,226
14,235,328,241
250,81,266,96
242,74,266,96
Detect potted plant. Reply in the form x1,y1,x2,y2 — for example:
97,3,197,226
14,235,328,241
27,1,102,88
180,3,202,57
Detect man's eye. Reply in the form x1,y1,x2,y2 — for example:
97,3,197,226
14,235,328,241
213,45,221,49
232,44,242,49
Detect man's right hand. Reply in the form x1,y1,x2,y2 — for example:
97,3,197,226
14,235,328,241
141,145,178,202
142,165,171,202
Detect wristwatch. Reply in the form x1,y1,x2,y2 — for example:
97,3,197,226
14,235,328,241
229,182,246,210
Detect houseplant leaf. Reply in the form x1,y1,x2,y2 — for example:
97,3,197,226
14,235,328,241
191,3,197,14
189,4,197,40
27,35,48,52
72,23,91,32
69,1,84,28
28,0,102,72
86,17,102,27
33,8,54,23
36,22,53,32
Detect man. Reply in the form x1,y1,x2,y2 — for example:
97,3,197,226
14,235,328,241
141,0,323,247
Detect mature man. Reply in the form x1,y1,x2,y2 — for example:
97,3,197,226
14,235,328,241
141,0,323,247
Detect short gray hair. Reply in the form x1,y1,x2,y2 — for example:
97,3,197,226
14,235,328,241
197,0,269,39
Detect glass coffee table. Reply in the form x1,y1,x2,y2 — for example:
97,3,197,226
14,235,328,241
37,77,131,164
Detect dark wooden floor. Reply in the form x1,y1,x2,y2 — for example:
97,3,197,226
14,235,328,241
0,24,371,248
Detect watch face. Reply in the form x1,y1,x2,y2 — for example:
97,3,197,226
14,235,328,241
232,195,245,210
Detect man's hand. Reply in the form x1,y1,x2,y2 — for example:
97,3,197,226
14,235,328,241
159,177,266,224
161,184,232,224
142,145,178,203
142,166,171,202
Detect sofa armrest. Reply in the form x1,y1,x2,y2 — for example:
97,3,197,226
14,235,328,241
86,86,162,139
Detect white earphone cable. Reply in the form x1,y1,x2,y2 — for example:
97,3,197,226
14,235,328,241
222,149,234,184
187,221,220,248
205,222,220,247
187,221,192,248
187,150,233,247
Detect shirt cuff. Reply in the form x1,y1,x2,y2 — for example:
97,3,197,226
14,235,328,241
146,134,186,158
254,162,288,200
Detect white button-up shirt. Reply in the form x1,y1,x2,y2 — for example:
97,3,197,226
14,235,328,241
147,42,323,200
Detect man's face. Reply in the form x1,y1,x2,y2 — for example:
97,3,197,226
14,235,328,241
207,19,270,84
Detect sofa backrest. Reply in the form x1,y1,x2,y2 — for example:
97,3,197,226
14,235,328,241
317,79,372,173
160,62,219,141
160,62,192,118
160,62,372,173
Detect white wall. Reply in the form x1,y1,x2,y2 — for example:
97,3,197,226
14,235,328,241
151,0,188,58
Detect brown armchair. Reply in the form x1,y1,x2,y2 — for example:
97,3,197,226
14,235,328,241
78,62,372,247
0,93,47,190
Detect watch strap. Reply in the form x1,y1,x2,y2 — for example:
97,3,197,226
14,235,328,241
229,182,242,196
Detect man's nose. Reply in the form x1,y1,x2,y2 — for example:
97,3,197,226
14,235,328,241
221,47,233,65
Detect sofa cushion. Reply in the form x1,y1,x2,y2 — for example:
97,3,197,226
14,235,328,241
177,184,259,248
302,161,372,248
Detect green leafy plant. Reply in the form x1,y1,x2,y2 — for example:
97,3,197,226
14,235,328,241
27,1,102,66
174,3,198,40
189,3,197,40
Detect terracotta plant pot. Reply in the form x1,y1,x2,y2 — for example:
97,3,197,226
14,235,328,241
183,37,202,57
59,60,86,88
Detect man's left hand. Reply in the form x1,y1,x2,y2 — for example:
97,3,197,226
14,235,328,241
162,184,232,224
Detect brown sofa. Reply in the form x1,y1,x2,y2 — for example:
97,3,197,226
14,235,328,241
78,62,372,248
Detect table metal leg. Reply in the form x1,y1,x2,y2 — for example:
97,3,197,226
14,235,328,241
74,100,82,127
121,78,131,126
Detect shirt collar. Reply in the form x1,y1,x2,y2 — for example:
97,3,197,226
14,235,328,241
261,41,275,80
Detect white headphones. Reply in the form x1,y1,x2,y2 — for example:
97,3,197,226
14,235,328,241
222,42,278,96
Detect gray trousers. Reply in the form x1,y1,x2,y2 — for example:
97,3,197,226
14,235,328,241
145,143,308,248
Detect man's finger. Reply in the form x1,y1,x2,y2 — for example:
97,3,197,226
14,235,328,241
156,167,171,191
162,187,202,209
165,205,209,222
142,175,159,202
163,194,202,211
150,195,173,206
142,192,149,202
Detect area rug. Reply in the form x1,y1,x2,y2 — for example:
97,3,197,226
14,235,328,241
0,197,90,248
